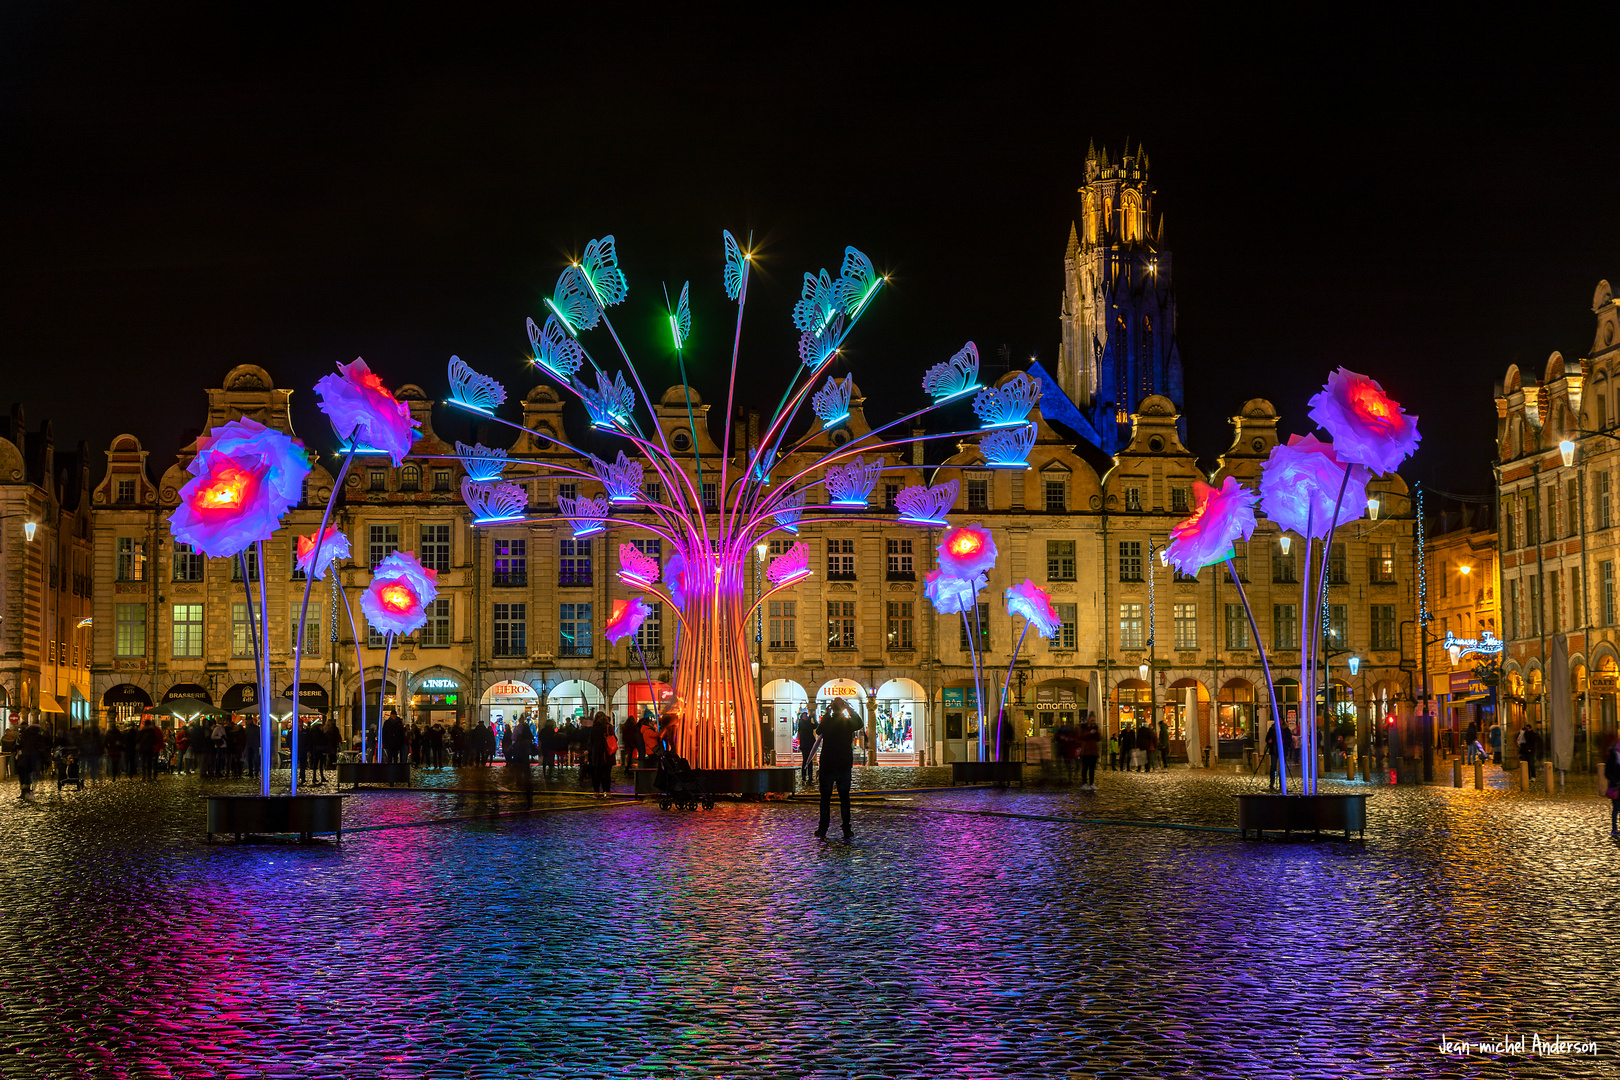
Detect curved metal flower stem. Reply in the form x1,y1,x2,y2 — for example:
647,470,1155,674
376,631,394,762
1306,463,1357,795
329,567,367,761
239,548,269,796
996,621,1033,761
1228,556,1288,793
255,539,275,793
292,433,360,791
716,276,747,539
971,599,989,761
1299,531,1314,795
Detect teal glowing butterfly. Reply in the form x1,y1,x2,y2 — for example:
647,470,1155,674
578,235,628,308
723,229,748,302
792,268,840,335
545,266,601,336
528,314,585,380
836,246,881,319
669,281,692,350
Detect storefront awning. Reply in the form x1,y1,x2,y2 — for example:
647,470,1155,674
103,683,153,707
163,682,213,704
282,682,330,712
1451,694,1490,705
220,683,258,712
37,695,66,714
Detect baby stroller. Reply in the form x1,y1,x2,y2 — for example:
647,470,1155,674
654,751,713,811
54,747,83,791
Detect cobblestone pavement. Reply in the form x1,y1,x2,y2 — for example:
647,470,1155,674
1,764,1617,1079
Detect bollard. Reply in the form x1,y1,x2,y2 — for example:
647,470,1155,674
1519,761,1529,791
1545,766,1555,794
1362,754,1372,783
1452,758,1462,788
1346,753,1355,781
1474,760,1484,790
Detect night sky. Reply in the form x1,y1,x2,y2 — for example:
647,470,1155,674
1,8,1613,496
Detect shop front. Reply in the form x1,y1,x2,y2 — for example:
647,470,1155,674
1217,678,1254,741
875,678,924,762
103,682,153,724
941,681,981,762
481,680,538,752
410,673,466,727
221,682,259,716
1030,679,1084,738
611,680,673,722
1113,678,1150,736
1594,658,1617,735
1167,678,1210,756
764,678,809,762
543,679,602,727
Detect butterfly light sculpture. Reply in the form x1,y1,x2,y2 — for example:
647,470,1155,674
894,480,959,527
455,440,508,482
922,342,981,402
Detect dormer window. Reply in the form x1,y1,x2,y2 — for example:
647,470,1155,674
115,479,135,504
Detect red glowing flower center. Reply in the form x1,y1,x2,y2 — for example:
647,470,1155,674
380,584,415,611
358,370,390,395
196,468,249,510
949,534,981,556
1348,381,1394,426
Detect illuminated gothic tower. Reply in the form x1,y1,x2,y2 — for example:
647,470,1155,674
1056,140,1183,454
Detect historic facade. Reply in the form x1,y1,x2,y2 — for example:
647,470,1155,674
1493,278,1620,752
0,408,94,726
1053,141,1183,455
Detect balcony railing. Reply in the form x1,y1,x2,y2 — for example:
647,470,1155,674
491,571,528,588
885,569,915,581
558,570,593,588
825,571,858,582
559,642,594,658
631,646,664,667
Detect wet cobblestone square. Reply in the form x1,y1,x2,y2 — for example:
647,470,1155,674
2,764,1617,1078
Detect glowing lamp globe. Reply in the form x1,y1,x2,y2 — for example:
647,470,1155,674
937,524,997,579
361,551,438,637
1367,497,1381,521
1347,655,1361,676
1560,439,1576,468
1306,368,1421,475
1138,663,1149,681
169,417,310,559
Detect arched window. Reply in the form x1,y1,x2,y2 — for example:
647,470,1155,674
400,465,421,492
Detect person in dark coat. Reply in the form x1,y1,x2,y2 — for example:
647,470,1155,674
1119,724,1136,771
619,713,640,773
797,707,818,785
15,721,43,795
587,712,614,796
1266,719,1295,791
1605,738,1620,838
381,711,407,765
995,711,1016,764
301,720,325,784
136,719,160,780
1157,719,1171,769
816,699,862,840
1138,724,1156,772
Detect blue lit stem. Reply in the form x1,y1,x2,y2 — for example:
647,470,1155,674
291,429,361,793
996,621,1033,762
1228,556,1287,794
255,539,275,794
377,632,394,765
1307,462,1357,795
330,566,368,763
972,599,988,763
239,548,269,796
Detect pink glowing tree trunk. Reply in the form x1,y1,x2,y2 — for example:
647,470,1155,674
670,555,760,769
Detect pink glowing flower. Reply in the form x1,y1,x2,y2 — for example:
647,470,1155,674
295,526,351,579
603,597,653,645
361,551,439,637
1163,477,1259,576
314,357,421,466
169,418,310,559
937,524,997,579
1307,368,1421,475
1004,579,1062,638
924,569,986,615
1259,434,1369,538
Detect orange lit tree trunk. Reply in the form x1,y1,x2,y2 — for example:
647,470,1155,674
670,551,761,769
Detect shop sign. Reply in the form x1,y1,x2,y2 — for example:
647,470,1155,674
1441,630,1503,657
1449,673,1487,695
486,680,533,697
1592,674,1619,692
420,678,459,690
943,687,979,708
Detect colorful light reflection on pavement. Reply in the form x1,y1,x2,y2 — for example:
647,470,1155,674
0,770,1615,1077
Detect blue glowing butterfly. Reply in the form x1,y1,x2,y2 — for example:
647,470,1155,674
591,451,644,503
560,493,611,538
921,342,981,402
528,314,585,381
894,480,958,527
826,455,884,506
670,281,692,350
798,314,844,368
773,490,807,533
581,370,635,428
749,445,777,485
579,235,629,308
447,356,507,413
545,266,602,335
811,375,854,427
972,372,1043,429
792,268,840,334
980,422,1037,468
836,246,881,319
461,477,528,524
455,440,508,482
723,229,748,303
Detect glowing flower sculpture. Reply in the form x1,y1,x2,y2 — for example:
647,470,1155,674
1307,367,1421,475
170,418,310,559
314,358,420,466
924,569,986,615
603,597,653,645
295,526,351,580
1005,579,1062,638
361,551,438,637
1260,434,1369,537
938,523,998,579
1164,477,1259,576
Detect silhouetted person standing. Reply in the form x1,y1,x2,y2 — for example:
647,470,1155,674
816,700,862,840
798,707,818,785
381,710,406,765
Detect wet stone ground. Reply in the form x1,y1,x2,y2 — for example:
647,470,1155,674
1,761,1618,1079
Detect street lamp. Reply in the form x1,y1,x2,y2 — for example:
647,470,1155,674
1278,534,1291,556
1347,654,1361,676
1367,496,1380,521
1560,439,1577,467
22,521,36,542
